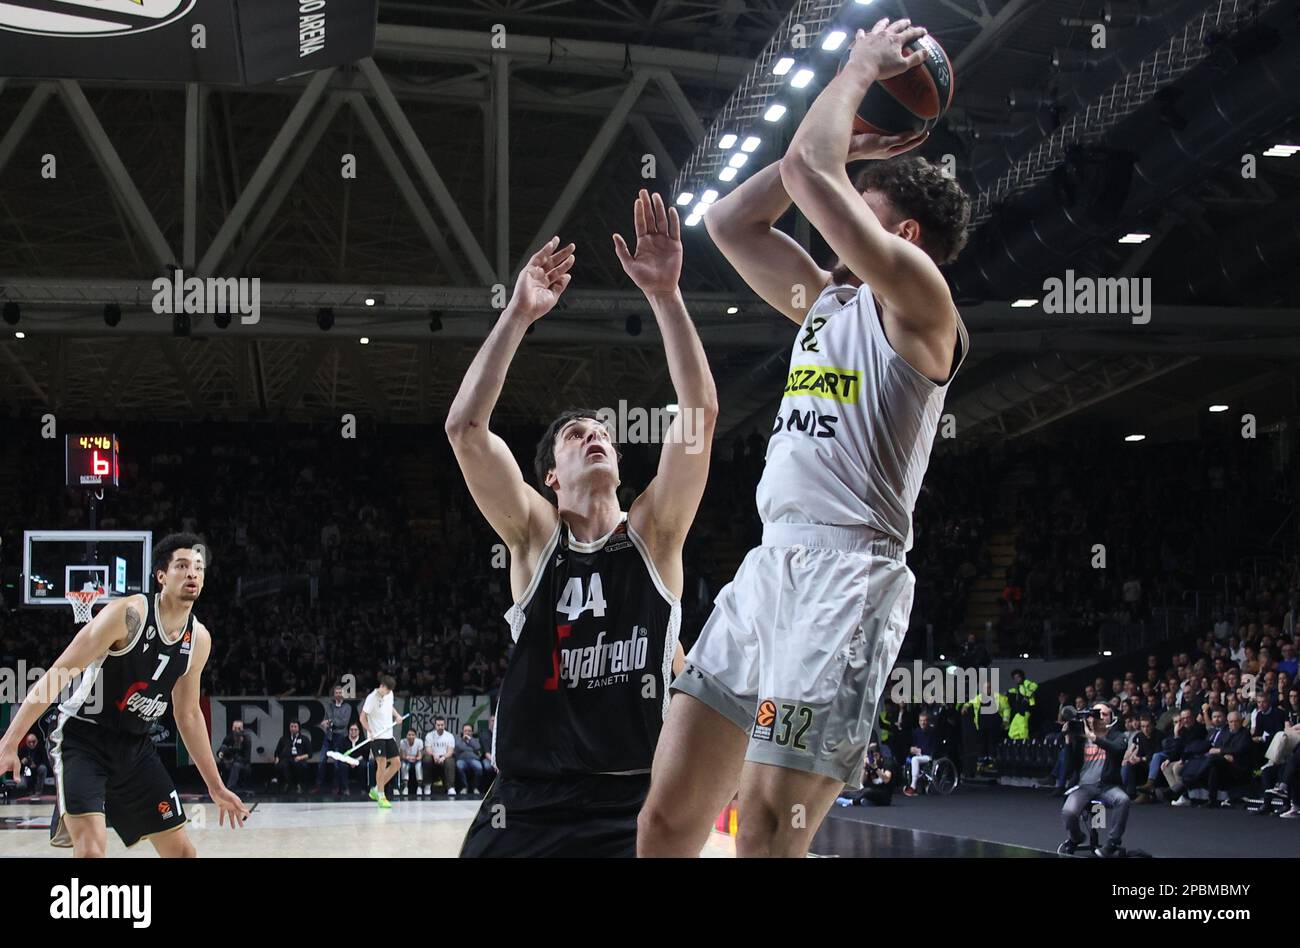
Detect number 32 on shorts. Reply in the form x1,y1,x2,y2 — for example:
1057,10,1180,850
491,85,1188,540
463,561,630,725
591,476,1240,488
753,698,813,750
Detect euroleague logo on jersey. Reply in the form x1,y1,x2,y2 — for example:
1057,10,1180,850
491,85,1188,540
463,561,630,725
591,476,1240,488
0,1,198,38
116,680,169,720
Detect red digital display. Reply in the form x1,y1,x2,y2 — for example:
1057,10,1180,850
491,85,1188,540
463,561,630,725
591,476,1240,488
66,433,119,488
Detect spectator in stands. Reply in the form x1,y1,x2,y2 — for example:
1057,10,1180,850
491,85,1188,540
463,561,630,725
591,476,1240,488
1250,692,1285,759
272,720,313,793
957,632,990,669
423,717,456,796
398,727,423,796
454,723,484,795
1126,716,1158,802
837,742,895,807
16,732,48,799
1006,669,1037,741
312,684,353,795
1279,642,1298,679
217,720,253,792
1163,708,1228,806
1059,704,1130,858
345,724,369,794
1261,686,1300,791
904,712,937,797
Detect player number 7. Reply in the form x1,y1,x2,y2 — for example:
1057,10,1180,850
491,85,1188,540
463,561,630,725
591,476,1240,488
152,653,170,681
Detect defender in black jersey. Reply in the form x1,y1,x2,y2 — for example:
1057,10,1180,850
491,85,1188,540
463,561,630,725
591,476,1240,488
447,190,716,857
0,533,249,856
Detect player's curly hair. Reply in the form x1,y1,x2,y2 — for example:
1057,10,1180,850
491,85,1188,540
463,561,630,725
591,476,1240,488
152,532,209,579
841,156,971,267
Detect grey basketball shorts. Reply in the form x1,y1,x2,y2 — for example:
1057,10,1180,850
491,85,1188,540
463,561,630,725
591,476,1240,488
672,522,913,789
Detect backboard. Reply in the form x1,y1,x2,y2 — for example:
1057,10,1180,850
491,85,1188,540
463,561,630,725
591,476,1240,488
22,530,152,608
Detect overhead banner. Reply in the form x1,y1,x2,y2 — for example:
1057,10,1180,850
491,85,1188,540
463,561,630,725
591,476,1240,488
206,695,494,764
0,0,378,84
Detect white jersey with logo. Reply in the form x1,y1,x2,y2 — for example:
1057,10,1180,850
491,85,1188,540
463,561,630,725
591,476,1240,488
362,689,395,740
755,281,968,552
425,729,455,758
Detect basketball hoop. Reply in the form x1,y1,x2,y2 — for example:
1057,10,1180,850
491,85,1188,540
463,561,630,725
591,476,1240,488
67,587,105,625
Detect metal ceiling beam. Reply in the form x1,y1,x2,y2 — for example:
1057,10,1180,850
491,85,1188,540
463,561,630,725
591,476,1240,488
183,83,201,270
276,340,331,417
345,92,467,284
0,72,696,124
1147,364,1300,426
372,24,753,85
57,81,175,271
0,340,48,403
1005,356,1200,437
648,69,706,145
492,55,510,282
629,115,678,188
0,83,55,177
516,69,650,275
158,338,203,410
340,343,390,416
358,58,497,286
225,92,347,277
197,68,336,277
950,0,1037,80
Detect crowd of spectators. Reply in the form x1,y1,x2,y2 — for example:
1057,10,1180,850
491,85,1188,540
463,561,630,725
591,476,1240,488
2,418,989,698
997,437,1291,658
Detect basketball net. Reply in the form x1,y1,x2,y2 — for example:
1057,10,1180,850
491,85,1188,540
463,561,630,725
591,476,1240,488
67,587,104,626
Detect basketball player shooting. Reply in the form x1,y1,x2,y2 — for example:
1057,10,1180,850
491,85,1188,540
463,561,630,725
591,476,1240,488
446,190,716,857
0,534,249,856
638,18,972,857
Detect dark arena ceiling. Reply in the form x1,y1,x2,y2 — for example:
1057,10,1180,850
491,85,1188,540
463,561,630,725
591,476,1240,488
0,0,1298,443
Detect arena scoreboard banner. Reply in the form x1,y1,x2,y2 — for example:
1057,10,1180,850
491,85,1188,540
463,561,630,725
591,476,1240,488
204,694,493,763
0,0,378,85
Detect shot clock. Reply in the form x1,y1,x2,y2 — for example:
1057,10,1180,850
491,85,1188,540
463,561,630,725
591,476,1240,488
65,433,120,489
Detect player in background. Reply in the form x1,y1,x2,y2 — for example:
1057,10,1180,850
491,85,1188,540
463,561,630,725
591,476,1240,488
0,533,248,856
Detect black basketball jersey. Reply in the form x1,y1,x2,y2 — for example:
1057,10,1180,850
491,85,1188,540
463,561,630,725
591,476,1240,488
494,513,679,779
59,594,197,736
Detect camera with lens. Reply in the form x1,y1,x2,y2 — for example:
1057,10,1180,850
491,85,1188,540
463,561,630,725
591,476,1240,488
1060,705,1102,735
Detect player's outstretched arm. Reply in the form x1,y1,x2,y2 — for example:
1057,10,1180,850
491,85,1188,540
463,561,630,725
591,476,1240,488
780,21,949,331
614,191,718,596
445,238,573,552
171,624,249,828
704,161,830,325
0,595,136,779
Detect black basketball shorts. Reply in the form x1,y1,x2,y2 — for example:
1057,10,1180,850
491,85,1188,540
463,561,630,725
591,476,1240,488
459,772,650,858
370,738,400,759
49,716,186,848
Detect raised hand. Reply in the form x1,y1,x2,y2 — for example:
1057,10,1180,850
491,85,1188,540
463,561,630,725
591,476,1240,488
512,237,576,323
612,190,682,296
847,130,929,162
847,19,929,81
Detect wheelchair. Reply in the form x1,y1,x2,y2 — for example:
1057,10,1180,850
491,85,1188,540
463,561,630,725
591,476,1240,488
908,755,960,796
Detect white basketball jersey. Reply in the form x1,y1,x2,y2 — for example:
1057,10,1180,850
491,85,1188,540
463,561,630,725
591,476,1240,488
755,281,969,552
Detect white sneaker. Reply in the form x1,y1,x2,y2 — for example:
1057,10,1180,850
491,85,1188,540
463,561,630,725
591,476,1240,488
421,785,429,796
448,787,457,797
1171,795,1192,807
1279,807,1300,819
